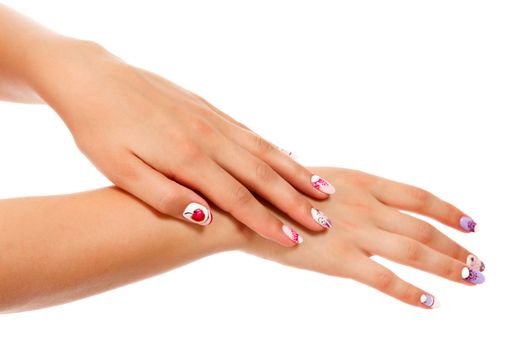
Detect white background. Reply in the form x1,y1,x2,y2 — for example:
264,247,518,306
1,0,524,349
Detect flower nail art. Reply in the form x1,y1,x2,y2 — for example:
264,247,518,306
282,225,303,244
461,266,485,284
182,203,212,225
420,294,439,309
311,175,336,195
311,208,333,229
466,254,485,272
459,215,478,233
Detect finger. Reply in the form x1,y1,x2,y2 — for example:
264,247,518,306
192,93,253,132
113,153,213,225
374,207,477,264
215,141,332,231
362,230,485,285
348,257,439,309
175,157,303,247
215,122,335,199
371,178,478,233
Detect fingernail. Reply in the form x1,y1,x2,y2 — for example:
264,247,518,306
420,293,440,309
459,215,478,232
311,175,336,194
279,148,298,160
182,203,212,225
461,266,485,284
311,208,333,229
466,254,485,272
282,225,303,244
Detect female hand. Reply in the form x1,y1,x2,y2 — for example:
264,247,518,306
26,38,334,246
239,167,484,308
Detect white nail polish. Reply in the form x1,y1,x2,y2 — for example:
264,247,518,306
466,254,485,272
182,203,212,225
282,225,303,244
420,293,439,309
311,208,332,229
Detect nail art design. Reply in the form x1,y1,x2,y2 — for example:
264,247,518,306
282,225,303,244
182,203,212,225
420,294,440,309
311,208,333,229
461,266,485,284
279,148,298,160
466,254,485,272
459,216,478,233
311,175,336,194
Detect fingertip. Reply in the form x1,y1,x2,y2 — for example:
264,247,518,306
182,202,213,226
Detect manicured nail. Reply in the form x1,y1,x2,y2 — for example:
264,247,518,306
420,294,440,309
461,266,485,284
466,254,485,272
279,148,298,160
311,208,333,229
282,225,303,244
182,203,212,225
311,175,336,194
459,215,478,233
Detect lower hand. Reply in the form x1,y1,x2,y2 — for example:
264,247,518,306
238,167,484,308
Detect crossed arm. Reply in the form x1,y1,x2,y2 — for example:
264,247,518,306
0,167,484,313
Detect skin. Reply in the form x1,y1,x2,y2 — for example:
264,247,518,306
0,3,332,247
0,168,478,313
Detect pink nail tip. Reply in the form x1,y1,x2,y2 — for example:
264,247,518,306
311,208,333,229
282,225,303,244
311,175,336,194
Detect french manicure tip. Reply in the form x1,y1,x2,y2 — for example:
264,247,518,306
461,266,485,284
420,294,439,309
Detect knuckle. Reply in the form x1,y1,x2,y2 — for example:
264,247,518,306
407,186,431,209
230,184,253,209
399,283,415,303
158,190,179,215
253,135,274,156
403,240,422,261
193,118,216,137
374,270,396,292
254,162,274,182
441,263,457,280
415,222,434,244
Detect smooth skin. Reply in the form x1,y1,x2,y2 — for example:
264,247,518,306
0,4,330,246
0,168,478,313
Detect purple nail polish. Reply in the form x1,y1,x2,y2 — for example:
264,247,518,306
459,216,478,233
466,254,486,272
461,267,485,284
420,294,439,308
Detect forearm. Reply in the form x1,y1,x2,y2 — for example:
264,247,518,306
0,187,245,313
0,4,99,105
